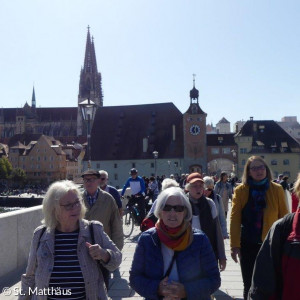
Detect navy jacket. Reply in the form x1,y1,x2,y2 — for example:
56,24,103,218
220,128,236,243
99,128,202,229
129,227,221,300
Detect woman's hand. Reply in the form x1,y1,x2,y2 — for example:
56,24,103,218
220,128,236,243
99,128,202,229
158,277,169,296
158,277,186,299
231,247,241,263
219,258,227,271
86,242,110,263
166,281,186,299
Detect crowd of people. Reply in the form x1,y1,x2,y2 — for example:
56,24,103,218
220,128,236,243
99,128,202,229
19,156,300,300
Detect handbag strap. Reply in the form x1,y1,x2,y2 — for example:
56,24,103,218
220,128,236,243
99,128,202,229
164,251,178,278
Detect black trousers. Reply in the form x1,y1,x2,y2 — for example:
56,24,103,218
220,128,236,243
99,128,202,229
100,264,110,290
128,195,146,224
240,240,262,300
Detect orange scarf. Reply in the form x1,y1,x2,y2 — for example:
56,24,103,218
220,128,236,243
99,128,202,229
155,219,193,251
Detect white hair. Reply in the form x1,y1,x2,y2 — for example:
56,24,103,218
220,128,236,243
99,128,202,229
203,176,214,189
99,170,108,178
42,180,86,230
154,187,192,222
161,178,179,190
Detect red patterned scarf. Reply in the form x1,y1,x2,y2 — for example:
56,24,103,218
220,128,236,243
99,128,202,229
155,219,193,251
287,207,300,241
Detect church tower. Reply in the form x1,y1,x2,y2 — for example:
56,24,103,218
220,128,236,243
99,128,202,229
183,76,207,174
77,26,103,136
31,86,36,112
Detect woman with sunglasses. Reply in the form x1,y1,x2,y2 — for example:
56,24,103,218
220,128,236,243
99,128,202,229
203,176,228,239
130,186,221,300
230,156,288,300
20,180,122,300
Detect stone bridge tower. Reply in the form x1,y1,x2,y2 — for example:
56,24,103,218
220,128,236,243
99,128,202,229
183,76,207,174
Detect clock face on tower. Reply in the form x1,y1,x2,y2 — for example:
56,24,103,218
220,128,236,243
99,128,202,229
189,124,200,135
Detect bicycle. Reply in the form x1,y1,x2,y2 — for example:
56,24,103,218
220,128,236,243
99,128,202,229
122,194,147,238
122,200,141,238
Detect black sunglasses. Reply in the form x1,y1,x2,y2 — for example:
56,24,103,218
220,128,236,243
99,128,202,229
163,204,185,212
206,188,213,192
100,177,107,181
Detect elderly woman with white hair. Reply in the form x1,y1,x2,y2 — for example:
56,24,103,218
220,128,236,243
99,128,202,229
19,180,122,300
130,186,221,300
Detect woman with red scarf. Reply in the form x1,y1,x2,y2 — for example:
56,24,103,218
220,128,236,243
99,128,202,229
129,186,221,300
248,172,300,299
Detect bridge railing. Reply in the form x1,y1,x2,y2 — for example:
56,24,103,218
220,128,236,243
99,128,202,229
0,206,43,289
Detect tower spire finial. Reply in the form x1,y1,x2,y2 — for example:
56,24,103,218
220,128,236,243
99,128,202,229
192,73,196,87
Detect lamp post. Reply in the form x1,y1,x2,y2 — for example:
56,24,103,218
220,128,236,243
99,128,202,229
79,99,97,170
152,151,158,177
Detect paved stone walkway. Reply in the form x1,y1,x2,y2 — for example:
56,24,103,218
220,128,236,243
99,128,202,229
0,206,243,299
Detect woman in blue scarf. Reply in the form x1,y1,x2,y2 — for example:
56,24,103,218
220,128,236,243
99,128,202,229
230,156,288,300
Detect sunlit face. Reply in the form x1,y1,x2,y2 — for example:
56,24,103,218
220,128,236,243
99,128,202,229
99,175,108,188
160,195,186,228
83,175,99,195
58,190,82,228
204,185,214,198
188,181,204,199
249,160,267,182
222,174,228,182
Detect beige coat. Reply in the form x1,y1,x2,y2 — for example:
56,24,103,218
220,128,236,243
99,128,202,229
19,219,122,300
83,188,124,250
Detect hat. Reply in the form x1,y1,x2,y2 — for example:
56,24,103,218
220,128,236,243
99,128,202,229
130,168,138,175
186,172,204,184
81,169,100,178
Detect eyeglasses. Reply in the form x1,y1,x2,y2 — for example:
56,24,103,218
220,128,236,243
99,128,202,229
162,204,185,212
83,177,98,183
100,177,107,181
205,188,213,192
60,200,81,211
250,165,266,172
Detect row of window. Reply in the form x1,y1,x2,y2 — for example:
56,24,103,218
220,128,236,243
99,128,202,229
29,164,55,169
96,162,180,169
211,148,232,155
32,172,53,176
10,156,55,162
241,159,290,166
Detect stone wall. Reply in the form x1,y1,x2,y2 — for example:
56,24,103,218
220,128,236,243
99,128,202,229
0,206,43,287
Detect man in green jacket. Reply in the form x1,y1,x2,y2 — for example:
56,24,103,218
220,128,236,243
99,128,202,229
81,169,124,289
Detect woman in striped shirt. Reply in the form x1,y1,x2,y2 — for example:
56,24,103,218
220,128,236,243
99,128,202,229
20,180,122,300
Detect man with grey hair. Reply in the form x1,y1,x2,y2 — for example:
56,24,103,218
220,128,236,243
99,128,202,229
99,170,123,217
185,172,226,271
81,169,123,289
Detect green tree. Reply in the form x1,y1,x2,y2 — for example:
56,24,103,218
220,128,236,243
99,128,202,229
10,168,27,186
0,157,12,179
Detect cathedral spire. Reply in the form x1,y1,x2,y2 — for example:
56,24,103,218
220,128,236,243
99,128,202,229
79,26,103,105
32,86,36,109
77,26,103,136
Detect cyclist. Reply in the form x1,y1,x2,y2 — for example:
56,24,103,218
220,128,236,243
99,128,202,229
121,168,146,224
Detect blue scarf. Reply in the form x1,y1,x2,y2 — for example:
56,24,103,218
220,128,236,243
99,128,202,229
248,177,269,211
248,178,269,239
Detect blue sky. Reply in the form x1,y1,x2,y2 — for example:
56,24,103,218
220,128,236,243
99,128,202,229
1,0,299,129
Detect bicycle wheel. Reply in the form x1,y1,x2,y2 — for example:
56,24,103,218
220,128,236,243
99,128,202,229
123,209,134,238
